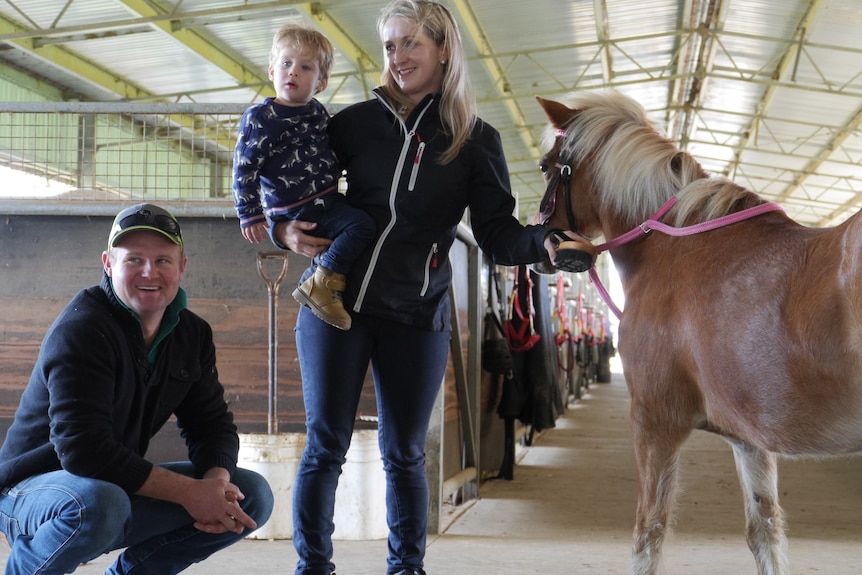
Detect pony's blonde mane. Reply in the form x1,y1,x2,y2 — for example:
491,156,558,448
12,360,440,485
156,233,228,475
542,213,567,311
555,91,753,226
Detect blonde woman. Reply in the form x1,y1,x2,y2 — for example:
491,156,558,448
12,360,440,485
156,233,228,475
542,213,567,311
273,2,585,574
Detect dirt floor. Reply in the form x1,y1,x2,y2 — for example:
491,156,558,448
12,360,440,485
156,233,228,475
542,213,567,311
2,372,860,574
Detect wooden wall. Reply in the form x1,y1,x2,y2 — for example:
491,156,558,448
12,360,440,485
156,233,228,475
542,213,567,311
0,213,376,460
0,212,506,477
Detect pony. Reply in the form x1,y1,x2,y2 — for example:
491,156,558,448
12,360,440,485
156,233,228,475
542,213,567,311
535,90,862,575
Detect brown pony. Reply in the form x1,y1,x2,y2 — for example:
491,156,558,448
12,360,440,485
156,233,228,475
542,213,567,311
536,91,862,575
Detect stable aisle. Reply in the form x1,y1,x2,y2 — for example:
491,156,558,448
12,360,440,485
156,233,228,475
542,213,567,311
3,374,860,574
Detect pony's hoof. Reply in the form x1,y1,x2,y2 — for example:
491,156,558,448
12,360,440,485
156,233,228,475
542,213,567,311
555,240,597,273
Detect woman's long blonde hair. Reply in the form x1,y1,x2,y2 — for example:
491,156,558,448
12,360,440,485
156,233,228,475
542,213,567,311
377,0,477,164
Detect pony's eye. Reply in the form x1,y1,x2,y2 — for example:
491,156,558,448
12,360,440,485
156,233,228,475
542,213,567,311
539,162,549,174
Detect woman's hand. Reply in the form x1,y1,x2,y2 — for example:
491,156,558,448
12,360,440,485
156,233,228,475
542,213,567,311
273,220,333,258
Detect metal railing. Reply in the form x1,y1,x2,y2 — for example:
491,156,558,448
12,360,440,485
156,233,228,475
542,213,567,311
0,102,252,216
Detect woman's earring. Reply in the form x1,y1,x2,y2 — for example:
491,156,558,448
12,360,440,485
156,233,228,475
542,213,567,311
440,60,447,65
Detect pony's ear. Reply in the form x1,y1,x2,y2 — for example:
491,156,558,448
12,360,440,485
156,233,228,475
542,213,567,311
536,96,575,130
670,152,684,175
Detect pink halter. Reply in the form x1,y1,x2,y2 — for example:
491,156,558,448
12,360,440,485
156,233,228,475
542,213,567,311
588,197,785,319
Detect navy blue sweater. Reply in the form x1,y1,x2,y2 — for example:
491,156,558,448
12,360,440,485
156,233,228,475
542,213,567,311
233,97,340,229
0,275,239,493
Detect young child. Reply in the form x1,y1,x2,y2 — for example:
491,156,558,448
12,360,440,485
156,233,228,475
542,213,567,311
232,23,375,330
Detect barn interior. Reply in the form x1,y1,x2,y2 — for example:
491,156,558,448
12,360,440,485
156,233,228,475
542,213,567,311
1,0,861,573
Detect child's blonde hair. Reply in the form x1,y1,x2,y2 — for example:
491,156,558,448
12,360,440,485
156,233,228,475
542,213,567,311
270,22,335,81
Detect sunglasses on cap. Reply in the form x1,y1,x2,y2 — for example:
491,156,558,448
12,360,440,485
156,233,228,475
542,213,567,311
109,204,183,249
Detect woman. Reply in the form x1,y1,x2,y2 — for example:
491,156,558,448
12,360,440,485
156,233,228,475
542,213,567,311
273,1,585,574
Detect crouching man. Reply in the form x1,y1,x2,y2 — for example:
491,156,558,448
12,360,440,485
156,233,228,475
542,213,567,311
0,204,274,574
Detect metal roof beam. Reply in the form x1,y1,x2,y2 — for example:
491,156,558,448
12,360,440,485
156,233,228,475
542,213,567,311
724,0,827,179
0,1,302,42
115,0,265,89
593,0,613,84
0,13,152,100
451,0,540,159
0,59,65,98
296,3,380,100
810,104,862,227
667,0,728,148
667,0,695,135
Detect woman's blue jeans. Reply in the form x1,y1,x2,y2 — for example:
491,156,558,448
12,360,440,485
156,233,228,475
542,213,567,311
293,308,450,575
0,462,273,574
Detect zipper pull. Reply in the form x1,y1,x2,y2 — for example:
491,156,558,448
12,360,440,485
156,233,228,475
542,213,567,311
431,243,438,268
413,132,425,171
408,133,426,192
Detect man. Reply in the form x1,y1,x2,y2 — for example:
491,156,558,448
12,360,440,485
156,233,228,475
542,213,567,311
0,204,273,574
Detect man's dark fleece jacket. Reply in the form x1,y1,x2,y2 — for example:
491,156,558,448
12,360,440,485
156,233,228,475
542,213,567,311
0,274,239,493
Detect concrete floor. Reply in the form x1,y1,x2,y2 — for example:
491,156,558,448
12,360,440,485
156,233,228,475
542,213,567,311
3,373,861,574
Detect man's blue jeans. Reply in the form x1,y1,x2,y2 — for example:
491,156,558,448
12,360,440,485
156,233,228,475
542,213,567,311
0,462,273,574
292,308,450,575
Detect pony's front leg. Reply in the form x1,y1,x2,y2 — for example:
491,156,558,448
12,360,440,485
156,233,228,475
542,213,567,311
630,423,688,575
727,439,788,575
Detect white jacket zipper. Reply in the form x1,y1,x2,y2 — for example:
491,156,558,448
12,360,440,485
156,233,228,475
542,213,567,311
354,96,434,312
420,242,438,297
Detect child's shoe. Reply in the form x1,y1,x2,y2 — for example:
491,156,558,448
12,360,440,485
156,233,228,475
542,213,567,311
292,266,352,330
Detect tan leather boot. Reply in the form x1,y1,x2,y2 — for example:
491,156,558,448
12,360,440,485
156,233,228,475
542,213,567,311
292,266,352,330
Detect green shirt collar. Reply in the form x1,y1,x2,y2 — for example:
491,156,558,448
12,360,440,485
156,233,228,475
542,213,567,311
109,279,188,364
148,288,187,363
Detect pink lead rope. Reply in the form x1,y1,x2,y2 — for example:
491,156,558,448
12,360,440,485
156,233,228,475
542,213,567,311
587,196,786,319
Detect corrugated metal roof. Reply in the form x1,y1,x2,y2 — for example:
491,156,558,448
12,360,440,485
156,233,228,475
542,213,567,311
0,0,860,227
